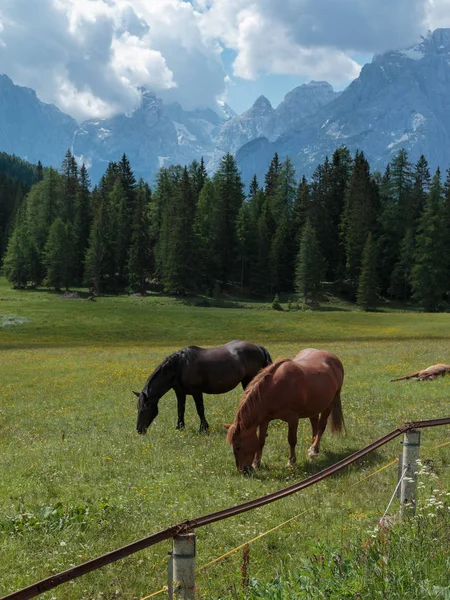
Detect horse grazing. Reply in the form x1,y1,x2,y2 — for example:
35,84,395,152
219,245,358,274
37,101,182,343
225,348,344,472
135,340,272,434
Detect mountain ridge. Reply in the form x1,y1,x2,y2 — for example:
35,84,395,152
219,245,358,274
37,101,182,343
1,29,450,184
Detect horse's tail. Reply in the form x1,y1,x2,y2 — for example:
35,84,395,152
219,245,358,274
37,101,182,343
329,389,345,434
259,345,273,367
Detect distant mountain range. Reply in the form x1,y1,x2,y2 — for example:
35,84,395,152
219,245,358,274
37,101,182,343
1,28,450,185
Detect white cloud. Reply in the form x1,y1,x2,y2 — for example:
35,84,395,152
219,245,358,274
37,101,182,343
427,0,450,28
0,0,447,120
201,0,432,83
0,0,224,121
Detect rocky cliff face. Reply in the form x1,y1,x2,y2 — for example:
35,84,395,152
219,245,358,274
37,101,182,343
0,74,78,167
73,90,226,183
211,81,338,171
237,29,450,183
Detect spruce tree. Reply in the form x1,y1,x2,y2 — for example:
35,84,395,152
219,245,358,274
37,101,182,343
193,179,216,293
60,149,79,223
264,153,281,197
378,150,413,295
73,164,91,283
211,153,244,289
248,174,259,199
128,180,152,294
44,217,75,291
162,167,197,293
236,201,251,293
411,168,447,311
356,233,378,310
2,224,29,287
295,219,326,305
84,197,111,295
340,151,379,295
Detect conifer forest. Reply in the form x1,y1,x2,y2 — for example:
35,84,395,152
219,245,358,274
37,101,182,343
1,147,450,312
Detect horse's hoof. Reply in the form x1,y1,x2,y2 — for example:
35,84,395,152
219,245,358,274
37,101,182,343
199,421,209,433
176,422,185,430
307,446,319,460
252,461,261,470
287,459,296,467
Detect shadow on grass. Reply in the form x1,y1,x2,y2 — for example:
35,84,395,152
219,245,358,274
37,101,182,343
244,447,385,484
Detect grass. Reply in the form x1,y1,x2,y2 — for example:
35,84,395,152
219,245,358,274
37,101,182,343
0,278,449,599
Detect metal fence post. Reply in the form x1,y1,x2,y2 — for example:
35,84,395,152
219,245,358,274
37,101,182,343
400,429,421,517
167,552,173,599
171,532,196,599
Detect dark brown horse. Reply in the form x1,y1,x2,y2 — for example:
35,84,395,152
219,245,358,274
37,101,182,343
135,340,272,434
225,348,344,472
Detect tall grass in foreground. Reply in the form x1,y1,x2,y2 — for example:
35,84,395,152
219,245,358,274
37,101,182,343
219,464,450,599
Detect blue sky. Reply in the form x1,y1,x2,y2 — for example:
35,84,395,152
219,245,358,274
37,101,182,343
223,49,374,113
0,0,448,121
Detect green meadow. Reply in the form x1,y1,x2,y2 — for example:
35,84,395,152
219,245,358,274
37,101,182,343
0,278,449,599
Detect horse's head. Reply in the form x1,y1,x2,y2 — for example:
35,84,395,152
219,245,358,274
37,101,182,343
134,391,158,435
225,423,259,473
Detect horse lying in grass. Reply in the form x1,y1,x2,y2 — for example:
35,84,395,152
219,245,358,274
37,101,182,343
135,340,272,434
225,348,345,473
390,363,450,381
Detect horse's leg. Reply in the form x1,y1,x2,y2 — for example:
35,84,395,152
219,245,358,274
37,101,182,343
252,420,269,469
287,419,299,467
308,415,319,459
193,392,209,432
309,406,332,458
175,389,186,430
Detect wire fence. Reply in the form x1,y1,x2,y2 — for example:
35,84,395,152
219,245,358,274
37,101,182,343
2,417,450,600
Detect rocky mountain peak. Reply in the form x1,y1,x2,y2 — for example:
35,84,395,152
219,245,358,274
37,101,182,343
251,95,274,112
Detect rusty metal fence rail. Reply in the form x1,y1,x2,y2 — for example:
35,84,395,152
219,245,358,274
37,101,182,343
2,417,450,600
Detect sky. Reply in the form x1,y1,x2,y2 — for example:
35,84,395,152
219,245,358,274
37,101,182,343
0,0,449,122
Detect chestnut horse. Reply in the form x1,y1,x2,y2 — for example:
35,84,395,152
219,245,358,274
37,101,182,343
135,340,272,434
226,348,344,472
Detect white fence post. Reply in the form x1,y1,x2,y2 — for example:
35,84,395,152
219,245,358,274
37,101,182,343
400,429,421,517
171,532,196,599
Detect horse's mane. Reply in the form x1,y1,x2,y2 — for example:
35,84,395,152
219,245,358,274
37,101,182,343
144,347,196,391
226,359,291,444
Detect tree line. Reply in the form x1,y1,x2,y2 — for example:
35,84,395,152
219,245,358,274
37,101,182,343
1,147,450,311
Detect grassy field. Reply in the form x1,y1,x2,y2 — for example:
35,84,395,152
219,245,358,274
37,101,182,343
0,279,449,599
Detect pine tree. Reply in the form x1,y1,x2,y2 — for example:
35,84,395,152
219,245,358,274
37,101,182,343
295,219,326,304
44,217,75,291
378,150,413,295
248,174,259,199
193,179,216,293
264,153,281,197
340,151,379,294
84,197,111,295
411,168,447,311
36,160,44,182
60,149,79,223
211,153,245,289
162,167,197,293
356,233,378,310
128,180,152,293
73,164,92,283
292,176,309,250
2,224,29,287
189,157,208,198
250,198,274,294
269,157,297,291
389,228,415,299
